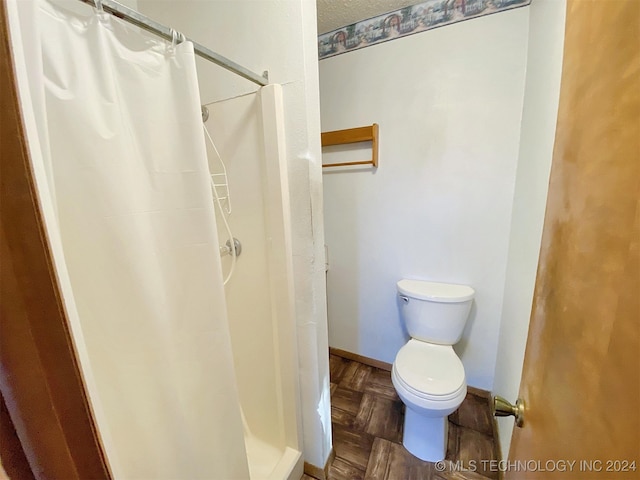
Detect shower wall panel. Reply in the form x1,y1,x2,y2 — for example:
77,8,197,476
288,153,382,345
206,93,285,452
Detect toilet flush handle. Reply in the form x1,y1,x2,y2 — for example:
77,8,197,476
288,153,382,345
399,295,409,304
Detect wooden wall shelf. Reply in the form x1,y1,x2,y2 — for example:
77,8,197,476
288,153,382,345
321,123,378,168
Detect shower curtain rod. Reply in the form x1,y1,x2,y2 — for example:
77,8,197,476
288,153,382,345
77,0,269,86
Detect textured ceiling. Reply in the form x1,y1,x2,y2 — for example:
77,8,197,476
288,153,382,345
316,0,421,35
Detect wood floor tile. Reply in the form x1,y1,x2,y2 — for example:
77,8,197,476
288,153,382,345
329,354,349,384
332,424,375,472
321,355,500,480
364,368,399,401
338,361,372,392
365,437,433,480
328,456,365,480
456,426,497,479
436,470,495,480
354,393,403,444
331,406,356,428
449,393,493,436
446,421,460,460
330,382,338,396
331,386,363,416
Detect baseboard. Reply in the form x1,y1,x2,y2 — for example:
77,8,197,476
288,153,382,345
303,448,335,480
467,385,491,399
329,347,392,372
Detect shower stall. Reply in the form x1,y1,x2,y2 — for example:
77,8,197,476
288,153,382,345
6,0,303,478
205,85,302,480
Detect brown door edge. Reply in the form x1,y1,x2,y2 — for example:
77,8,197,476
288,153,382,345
0,2,111,478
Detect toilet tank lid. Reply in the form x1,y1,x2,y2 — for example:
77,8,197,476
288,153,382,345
397,279,475,303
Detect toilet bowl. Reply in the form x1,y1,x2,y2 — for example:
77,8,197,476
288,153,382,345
392,279,474,462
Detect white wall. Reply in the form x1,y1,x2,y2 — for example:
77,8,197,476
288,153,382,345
319,8,530,390
136,0,331,469
493,0,566,459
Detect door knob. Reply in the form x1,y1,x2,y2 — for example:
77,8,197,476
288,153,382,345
492,395,525,427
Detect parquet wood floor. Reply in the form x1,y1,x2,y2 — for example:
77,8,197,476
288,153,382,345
303,354,499,480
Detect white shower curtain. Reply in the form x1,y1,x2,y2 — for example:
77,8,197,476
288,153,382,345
8,1,250,478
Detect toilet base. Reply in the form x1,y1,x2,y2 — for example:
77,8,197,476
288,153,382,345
402,407,448,462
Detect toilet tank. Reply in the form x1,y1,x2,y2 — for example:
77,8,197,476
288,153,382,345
397,279,475,345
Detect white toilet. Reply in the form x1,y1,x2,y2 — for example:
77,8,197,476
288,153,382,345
392,279,475,462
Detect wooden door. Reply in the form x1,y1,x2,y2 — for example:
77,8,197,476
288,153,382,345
508,0,639,478
0,1,111,478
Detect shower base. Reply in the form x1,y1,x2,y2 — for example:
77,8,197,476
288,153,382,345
245,434,302,480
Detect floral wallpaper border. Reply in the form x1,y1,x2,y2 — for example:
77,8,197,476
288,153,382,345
318,0,531,60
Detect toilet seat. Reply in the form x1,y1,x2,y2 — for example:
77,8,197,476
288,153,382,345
393,339,465,401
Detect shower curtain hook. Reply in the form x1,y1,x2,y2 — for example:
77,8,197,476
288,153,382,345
167,28,177,54
170,29,186,49
167,29,186,55
94,0,109,22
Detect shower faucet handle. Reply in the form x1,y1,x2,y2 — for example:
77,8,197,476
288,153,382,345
220,237,242,257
